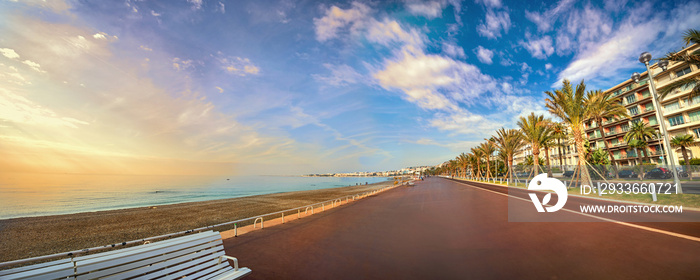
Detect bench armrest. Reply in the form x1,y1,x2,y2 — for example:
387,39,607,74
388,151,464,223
218,255,241,271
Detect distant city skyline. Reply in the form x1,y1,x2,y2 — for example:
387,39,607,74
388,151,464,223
1,0,699,176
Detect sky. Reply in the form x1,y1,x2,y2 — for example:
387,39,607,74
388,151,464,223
0,0,699,176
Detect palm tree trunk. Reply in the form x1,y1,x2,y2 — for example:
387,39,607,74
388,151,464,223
557,138,564,170
532,143,540,176
574,129,593,187
545,147,552,177
486,156,491,180
681,146,691,180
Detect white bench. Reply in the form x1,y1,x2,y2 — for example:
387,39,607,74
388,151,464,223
0,231,251,280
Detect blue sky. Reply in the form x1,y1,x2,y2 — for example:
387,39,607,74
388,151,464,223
0,0,699,175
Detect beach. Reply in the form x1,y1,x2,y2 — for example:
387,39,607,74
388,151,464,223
0,181,394,263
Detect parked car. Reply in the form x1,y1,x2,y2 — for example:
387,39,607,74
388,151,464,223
562,171,574,178
645,168,673,179
618,170,638,178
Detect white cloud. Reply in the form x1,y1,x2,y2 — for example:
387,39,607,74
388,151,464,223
403,0,462,19
442,42,465,58
555,2,700,87
374,48,497,111
216,86,224,93
313,63,364,86
0,88,89,128
366,19,424,48
403,0,443,18
188,0,202,10
474,46,494,64
217,2,225,13
217,55,260,76
545,63,553,70
429,109,500,135
476,10,511,39
475,0,502,8
22,60,44,72
520,35,554,59
150,10,161,17
313,2,371,42
91,32,117,41
172,57,194,71
139,45,153,51
524,0,576,32
0,48,20,59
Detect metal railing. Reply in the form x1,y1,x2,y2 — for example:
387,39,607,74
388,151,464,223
0,183,402,269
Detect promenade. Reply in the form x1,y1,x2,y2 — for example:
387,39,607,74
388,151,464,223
222,177,700,279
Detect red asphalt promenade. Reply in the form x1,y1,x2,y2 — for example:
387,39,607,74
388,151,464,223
222,177,700,279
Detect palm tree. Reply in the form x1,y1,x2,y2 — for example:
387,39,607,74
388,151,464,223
545,79,593,186
658,29,700,99
542,138,556,177
457,153,469,178
518,112,553,176
586,89,629,177
493,128,526,182
551,122,568,170
627,139,649,164
471,147,484,177
624,121,656,163
480,140,497,179
670,134,697,180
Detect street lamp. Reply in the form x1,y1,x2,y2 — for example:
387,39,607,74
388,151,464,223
631,52,682,193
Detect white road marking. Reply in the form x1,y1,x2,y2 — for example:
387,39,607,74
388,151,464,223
451,179,700,243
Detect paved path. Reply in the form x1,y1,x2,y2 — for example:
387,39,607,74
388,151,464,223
223,177,700,279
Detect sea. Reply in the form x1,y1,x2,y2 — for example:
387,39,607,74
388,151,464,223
0,174,391,220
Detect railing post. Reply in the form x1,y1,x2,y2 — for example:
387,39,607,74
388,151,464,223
234,223,237,237
322,203,325,211
298,209,300,218
282,212,285,223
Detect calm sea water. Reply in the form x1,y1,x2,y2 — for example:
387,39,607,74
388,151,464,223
0,174,390,219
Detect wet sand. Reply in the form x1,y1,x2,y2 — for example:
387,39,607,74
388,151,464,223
0,180,393,263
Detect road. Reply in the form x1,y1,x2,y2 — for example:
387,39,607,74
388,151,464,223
223,177,700,279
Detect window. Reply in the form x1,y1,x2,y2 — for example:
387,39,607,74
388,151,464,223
689,110,700,123
694,128,700,138
625,94,636,104
648,116,658,125
621,124,629,131
645,103,653,111
640,89,650,98
625,84,632,91
629,106,639,115
668,114,685,126
676,67,692,77
664,101,680,112
631,118,641,124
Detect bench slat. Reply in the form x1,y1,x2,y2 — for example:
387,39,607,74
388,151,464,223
74,231,219,264
76,233,222,273
139,249,226,280
0,259,74,280
96,246,224,280
154,258,223,280
208,267,252,280
77,244,224,280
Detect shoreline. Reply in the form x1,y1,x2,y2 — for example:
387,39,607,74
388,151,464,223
0,180,395,263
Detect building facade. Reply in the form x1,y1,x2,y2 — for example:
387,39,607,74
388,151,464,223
585,44,700,166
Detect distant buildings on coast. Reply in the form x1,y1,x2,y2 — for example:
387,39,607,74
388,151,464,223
304,166,430,177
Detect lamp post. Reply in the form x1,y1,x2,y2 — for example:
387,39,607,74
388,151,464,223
631,52,682,194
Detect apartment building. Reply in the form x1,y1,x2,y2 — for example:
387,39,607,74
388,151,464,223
585,44,700,166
